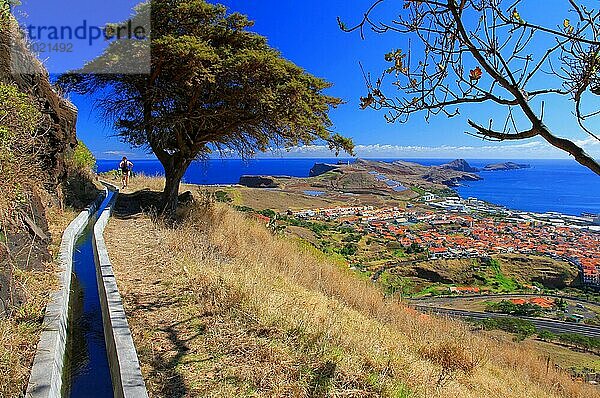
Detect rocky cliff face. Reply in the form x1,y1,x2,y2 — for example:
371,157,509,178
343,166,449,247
0,19,78,313
309,163,339,177
239,176,281,188
0,20,78,194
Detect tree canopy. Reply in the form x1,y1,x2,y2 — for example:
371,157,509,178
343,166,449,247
341,0,600,175
59,0,353,213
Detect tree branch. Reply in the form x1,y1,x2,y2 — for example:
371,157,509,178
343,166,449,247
467,120,537,140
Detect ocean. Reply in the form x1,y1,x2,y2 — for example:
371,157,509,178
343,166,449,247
97,158,600,216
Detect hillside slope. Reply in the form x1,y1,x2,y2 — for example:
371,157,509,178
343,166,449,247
0,16,98,396
105,189,597,398
0,15,79,286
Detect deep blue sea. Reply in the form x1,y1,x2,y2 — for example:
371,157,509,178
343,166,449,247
97,158,600,216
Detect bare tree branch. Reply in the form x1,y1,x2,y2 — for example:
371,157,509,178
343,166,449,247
342,0,600,176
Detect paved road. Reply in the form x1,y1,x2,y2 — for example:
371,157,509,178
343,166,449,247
412,305,600,338
409,293,600,307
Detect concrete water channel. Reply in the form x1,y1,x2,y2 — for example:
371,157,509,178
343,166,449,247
26,186,148,398
62,192,114,397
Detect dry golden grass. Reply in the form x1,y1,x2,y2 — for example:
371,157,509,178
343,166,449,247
0,316,41,397
488,330,600,374
104,181,599,398
0,264,60,397
101,171,171,193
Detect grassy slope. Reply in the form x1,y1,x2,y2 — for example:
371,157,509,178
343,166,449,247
477,329,600,374
0,206,77,397
105,190,597,397
370,251,577,292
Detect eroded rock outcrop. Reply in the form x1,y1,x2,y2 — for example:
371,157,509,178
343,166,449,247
309,163,340,177
0,20,78,193
0,18,78,313
239,175,280,188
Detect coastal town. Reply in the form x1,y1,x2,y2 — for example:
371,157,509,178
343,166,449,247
286,193,600,289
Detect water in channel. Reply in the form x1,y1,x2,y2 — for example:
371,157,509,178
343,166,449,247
62,192,115,398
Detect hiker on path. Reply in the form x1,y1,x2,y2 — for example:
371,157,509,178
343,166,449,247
119,157,134,189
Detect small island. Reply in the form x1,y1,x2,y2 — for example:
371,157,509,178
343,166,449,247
483,162,531,171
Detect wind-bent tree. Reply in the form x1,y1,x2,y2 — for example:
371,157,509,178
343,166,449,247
59,0,353,214
340,0,600,175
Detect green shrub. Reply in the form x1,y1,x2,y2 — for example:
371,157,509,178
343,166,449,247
69,140,96,172
214,190,232,203
405,243,424,254
62,140,100,209
537,330,555,341
258,208,276,218
392,248,406,258
342,233,362,243
486,300,542,317
0,83,41,215
234,205,255,213
380,272,413,298
386,241,403,250
557,333,600,351
478,317,537,340
338,242,358,257
338,226,355,234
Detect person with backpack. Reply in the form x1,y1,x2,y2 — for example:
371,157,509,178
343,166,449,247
119,157,134,189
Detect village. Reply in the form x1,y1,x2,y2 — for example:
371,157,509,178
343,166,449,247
286,194,600,290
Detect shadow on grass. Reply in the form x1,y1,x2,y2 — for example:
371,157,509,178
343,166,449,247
147,316,210,398
113,189,162,219
113,189,194,220
122,282,212,397
309,360,337,397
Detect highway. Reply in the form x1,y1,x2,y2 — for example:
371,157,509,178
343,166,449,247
409,293,600,307
411,305,600,338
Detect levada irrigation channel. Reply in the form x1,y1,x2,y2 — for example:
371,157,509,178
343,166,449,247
62,191,115,398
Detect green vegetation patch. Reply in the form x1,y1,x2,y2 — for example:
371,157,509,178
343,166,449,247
214,190,232,203
278,214,330,235
538,331,600,353
379,271,413,298
486,300,542,317
0,83,41,213
476,258,520,293
477,317,537,341
68,141,96,172
410,186,426,195
413,284,447,297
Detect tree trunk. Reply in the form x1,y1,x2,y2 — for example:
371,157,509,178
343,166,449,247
160,155,191,216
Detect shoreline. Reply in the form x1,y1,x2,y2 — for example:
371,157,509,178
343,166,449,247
98,157,600,219
184,181,600,232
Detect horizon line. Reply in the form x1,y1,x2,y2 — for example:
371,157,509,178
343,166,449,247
95,156,572,161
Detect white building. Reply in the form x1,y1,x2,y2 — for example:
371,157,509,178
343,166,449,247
421,192,435,202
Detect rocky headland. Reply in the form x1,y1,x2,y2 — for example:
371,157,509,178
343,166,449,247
309,159,482,187
239,159,483,196
440,158,480,173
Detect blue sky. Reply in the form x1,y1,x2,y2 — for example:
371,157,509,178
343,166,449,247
14,0,600,160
